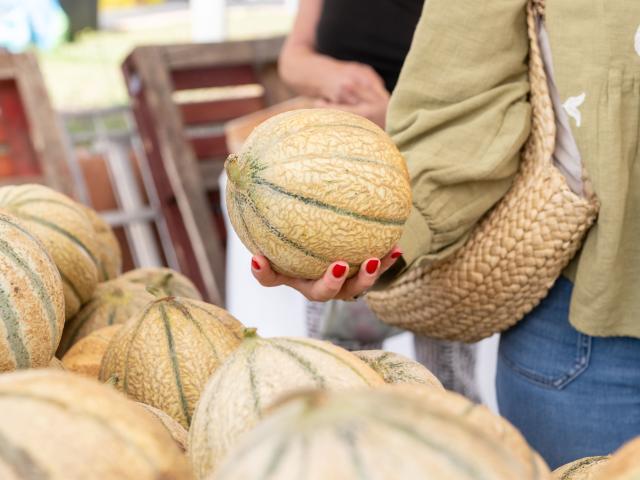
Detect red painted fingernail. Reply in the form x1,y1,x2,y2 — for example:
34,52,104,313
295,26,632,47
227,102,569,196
391,250,402,259
332,264,347,278
251,259,261,270
365,259,380,274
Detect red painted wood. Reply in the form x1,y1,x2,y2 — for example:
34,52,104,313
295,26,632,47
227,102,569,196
0,79,40,178
189,134,228,160
123,58,209,298
171,65,258,91
179,96,265,125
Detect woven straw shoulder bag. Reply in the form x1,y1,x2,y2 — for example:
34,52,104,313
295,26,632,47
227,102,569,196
366,0,599,343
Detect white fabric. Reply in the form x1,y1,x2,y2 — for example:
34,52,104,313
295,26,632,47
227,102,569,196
538,21,585,196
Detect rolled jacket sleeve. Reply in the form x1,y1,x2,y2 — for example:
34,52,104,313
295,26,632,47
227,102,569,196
387,0,532,274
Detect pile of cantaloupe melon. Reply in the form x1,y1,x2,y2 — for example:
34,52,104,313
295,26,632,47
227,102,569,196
0,110,638,479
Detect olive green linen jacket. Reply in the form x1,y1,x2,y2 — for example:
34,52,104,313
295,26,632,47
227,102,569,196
386,0,640,338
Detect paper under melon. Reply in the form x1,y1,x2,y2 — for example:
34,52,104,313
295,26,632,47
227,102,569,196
0,212,65,371
189,332,384,478
225,108,412,279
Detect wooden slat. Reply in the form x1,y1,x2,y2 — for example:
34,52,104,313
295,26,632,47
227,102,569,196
128,47,225,305
171,64,258,91
179,96,265,125
161,36,285,70
10,53,77,198
190,135,228,160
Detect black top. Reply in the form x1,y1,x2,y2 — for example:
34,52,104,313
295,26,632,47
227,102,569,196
315,0,425,92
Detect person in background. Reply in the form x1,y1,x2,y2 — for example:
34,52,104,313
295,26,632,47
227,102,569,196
277,0,480,402
257,0,640,469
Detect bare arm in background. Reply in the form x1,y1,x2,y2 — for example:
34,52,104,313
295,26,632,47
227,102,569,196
278,0,390,126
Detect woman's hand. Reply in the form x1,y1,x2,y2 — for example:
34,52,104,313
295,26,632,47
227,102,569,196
319,61,388,106
250,247,402,302
315,86,390,128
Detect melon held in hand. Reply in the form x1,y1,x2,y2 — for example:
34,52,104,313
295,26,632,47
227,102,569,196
225,108,412,279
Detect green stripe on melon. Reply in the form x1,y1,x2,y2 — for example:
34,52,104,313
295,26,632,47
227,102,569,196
0,185,100,318
188,334,385,478
213,387,550,480
99,297,244,428
225,108,412,279
0,213,64,371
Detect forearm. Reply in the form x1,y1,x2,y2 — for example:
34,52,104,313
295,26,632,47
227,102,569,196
386,0,532,275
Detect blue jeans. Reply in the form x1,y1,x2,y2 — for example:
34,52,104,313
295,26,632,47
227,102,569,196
496,276,640,470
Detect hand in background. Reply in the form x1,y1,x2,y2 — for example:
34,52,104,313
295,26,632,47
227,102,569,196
318,61,388,105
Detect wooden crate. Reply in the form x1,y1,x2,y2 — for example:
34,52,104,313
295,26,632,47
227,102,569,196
0,51,78,197
122,36,292,305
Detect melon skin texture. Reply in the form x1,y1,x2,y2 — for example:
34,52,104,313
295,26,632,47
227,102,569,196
593,437,640,480
553,456,610,479
188,334,385,478
0,184,100,318
353,349,444,389
225,108,412,279
61,324,122,378
386,385,550,479
0,369,192,479
213,387,549,480
137,402,188,452
82,205,122,281
99,297,245,428
57,279,155,355
0,212,65,371
120,267,202,300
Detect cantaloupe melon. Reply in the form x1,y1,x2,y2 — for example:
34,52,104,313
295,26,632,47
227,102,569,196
138,402,188,452
189,332,384,478
82,205,122,281
57,279,154,354
385,385,550,478
593,437,640,479
353,349,444,389
0,184,100,318
99,297,244,428
0,212,65,371
120,267,202,299
213,387,548,480
553,456,609,479
0,369,192,479
225,108,412,279
61,324,122,378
